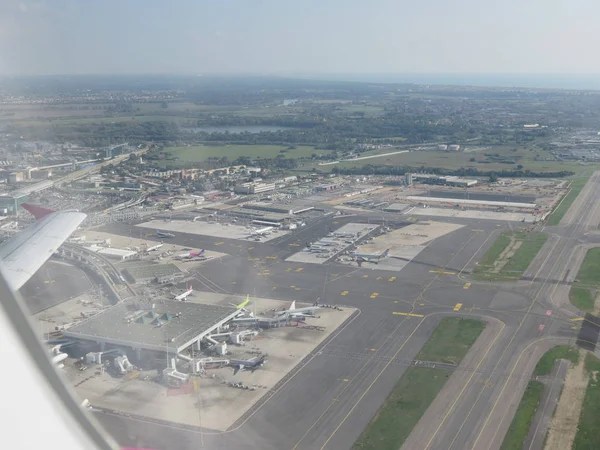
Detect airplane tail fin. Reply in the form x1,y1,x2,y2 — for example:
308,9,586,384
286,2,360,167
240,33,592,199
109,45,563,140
289,300,296,311
22,203,55,220
189,284,193,292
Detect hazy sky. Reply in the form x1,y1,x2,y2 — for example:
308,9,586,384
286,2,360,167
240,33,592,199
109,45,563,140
1,0,599,76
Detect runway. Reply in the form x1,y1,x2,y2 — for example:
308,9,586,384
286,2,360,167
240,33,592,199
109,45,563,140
93,175,600,450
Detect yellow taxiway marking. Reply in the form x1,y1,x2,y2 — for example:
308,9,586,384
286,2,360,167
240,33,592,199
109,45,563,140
215,241,224,246
393,312,424,318
295,267,304,272
370,348,376,351
463,282,471,289
342,378,349,382
376,276,383,280
265,256,277,259
370,293,379,299
232,281,237,284
453,303,463,311
333,221,340,224
361,274,369,279
247,247,254,250
290,285,296,289
430,270,456,275
295,288,301,291
248,257,260,261
285,268,293,272
571,325,581,330
472,229,484,232
341,290,349,296
44,280,55,284
193,378,199,392
272,286,277,290
125,371,140,380
570,317,585,321
389,276,396,282
288,243,300,247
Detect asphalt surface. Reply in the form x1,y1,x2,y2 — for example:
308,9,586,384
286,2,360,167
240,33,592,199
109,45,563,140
20,260,92,315
90,174,600,450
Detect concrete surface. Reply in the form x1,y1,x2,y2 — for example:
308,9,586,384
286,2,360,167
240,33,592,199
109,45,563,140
409,206,539,222
137,219,290,243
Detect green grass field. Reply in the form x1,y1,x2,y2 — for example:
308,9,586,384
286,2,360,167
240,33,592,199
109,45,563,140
573,353,600,450
352,367,449,450
547,177,589,226
573,248,600,287
472,231,547,281
570,287,595,312
500,346,579,449
533,345,579,377
500,381,545,450
165,144,317,162
352,318,484,450
415,317,486,365
569,247,600,311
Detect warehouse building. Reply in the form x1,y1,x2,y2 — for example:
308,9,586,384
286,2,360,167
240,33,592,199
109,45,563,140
234,182,276,195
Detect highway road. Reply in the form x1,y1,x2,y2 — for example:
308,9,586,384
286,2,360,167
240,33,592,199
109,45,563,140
92,173,600,450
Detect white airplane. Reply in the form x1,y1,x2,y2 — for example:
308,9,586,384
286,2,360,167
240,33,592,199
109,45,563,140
247,226,273,238
147,242,163,252
352,248,390,262
0,204,86,292
174,284,193,301
276,300,321,319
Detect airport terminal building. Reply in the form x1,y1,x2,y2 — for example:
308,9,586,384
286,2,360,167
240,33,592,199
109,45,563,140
64,300,239,357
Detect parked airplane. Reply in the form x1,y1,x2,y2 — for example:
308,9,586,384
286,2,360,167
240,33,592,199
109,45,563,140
276,300,322,319
332,232,357,238
352,248,390,261
147,242,163,252
236,294,250,309
0,204,86,292
173,285,193,301
247,226,273,238
174,249,205,260
156,230,175,238
229,355,268,375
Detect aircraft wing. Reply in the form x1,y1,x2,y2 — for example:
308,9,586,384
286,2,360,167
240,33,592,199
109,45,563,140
0,205,86,292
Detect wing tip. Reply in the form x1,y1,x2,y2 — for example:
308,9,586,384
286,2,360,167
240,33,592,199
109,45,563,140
22,203,55,220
